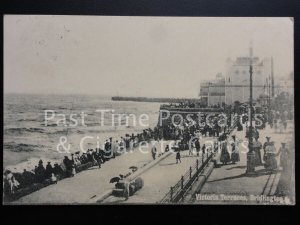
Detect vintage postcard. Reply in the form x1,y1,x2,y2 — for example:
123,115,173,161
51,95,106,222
3,16,294,205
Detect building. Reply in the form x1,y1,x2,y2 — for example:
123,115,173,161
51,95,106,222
224,56,273,105
199,51,274,106
199,73,225,106
275,72,294,95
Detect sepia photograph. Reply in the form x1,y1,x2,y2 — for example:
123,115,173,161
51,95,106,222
3,15,295,205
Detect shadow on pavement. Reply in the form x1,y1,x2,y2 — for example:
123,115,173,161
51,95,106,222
208,168,278,183
159,162,177,166
226,165,247,170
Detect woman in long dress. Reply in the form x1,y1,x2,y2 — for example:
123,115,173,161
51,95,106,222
231,142,240,164
220,142,231,165
279,143,289,172
253,137,263,166
264,142,278,171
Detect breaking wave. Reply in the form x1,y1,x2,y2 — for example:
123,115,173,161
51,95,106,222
4,127,45,135
4,142,46,152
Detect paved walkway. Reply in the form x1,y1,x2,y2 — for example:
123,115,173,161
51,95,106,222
13,137,214,204
194,121,294,205
103,150,206,204
13,141,167,204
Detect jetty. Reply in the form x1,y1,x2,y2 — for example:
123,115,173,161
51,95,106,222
111,96,200,103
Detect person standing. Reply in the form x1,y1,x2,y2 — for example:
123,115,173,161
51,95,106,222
231,135,240,164
201,144,206,155
220,142,231,165
151,144,157,160
188,140,194,156
263,136,272,162
45,162,53,179
94,149,103,169
279,142,289,173
230,142,239,164
264,142,278,171
176,151,181,164
195,138,201,156
213,141,219,153
165,144,170,153
253,137,263,166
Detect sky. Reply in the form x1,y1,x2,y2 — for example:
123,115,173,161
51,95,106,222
4,16,294,98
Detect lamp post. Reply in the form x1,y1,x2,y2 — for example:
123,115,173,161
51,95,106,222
246,43,256,175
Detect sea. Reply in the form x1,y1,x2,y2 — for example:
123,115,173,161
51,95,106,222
3,94,161,172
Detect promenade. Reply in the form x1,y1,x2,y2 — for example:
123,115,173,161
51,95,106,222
193,121,294,205
13,136,214,204
14,141,164,204
102,150,207,204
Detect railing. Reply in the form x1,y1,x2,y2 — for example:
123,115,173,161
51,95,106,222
159,151,214,203
159,114,239,204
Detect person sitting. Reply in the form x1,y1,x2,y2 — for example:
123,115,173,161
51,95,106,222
22,169,35,187
53,163,64,179
50,173,57,184
5,171,20,194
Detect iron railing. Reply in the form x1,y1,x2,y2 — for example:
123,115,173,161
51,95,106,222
159,151,214,203
159,115,238,204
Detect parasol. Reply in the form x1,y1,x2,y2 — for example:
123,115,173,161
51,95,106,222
129,166,138,172
110,176,121,183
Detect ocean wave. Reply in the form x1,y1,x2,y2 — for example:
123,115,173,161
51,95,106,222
41,123,58,127
76,130,85,134
4,142,45,152
4,127,45,135
17,118,38,122
48,130,69,135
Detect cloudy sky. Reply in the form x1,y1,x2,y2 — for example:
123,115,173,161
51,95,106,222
4,16,293,98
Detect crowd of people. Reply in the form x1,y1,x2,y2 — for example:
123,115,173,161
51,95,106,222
219,133,290,173
3,99,293,199
3,128,161,197
162,101,224,109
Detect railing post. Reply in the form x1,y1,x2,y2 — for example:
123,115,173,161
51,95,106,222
170,187,173,202
181,176,184,189
207,152,209,160
202,154,204,164
196,159,199,170
189,166,192,179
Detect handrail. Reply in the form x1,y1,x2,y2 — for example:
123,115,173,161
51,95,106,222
159,116,239,203
159,151,214,203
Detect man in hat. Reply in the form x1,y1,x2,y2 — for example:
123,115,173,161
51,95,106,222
279,142,289,173
263,137,272,162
